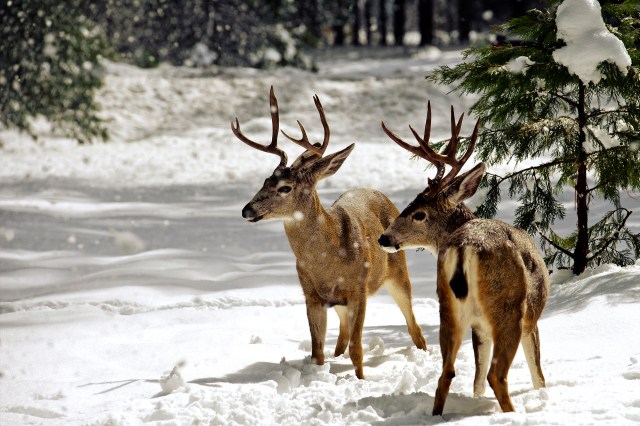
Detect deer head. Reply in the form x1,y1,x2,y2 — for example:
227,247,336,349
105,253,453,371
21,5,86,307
232,86,354,222
378,102,485,253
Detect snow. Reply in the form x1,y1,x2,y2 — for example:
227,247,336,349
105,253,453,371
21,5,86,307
1,48,640,425
552,0,631,84
583,125,622,154
504,56,535,74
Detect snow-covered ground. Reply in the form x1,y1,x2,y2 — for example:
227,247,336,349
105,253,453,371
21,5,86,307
1,47,640,425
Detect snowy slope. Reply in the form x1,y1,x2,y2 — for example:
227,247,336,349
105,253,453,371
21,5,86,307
1,46,640,425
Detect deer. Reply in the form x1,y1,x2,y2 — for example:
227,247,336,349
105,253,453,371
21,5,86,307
231,86,426,379
378,102,549,414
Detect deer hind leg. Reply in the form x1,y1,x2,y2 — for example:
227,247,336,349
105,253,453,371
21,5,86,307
472,328,491,398
432,312,464,416
306,300,327,366
333,305,350,357
347,297,367,379
487,320,522,412
385,278,426,350
521,323,546,389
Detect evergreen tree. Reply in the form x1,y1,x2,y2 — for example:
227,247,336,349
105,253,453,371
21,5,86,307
428,0,640,275
0,0,109,143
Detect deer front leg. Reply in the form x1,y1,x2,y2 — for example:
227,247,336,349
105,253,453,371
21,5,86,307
334,305,350,357
347,296,367,379
386,277,427,350
306,298,327,366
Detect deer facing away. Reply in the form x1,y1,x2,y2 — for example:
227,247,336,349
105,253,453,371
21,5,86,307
378,102,549,414
232,86,426,379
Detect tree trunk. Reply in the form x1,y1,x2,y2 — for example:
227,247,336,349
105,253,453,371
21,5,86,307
458,0,471,44
379,0,387,45
393,0,405,46
352,0,361,45
573,81,589,275
299,0,322,45
418,0,434,46
334,25,346,46
364,0,373,44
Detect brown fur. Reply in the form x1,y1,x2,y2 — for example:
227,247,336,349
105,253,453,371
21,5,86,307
235,88,425,379
380,164,550,414
240,144,426,380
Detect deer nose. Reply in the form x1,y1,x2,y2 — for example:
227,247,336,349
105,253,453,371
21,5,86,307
242,204,256,219
378,234,392,248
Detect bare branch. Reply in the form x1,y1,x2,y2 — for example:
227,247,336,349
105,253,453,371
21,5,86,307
540,232,575,259
552,91,579,109
586,208,633,263
485,158,570,185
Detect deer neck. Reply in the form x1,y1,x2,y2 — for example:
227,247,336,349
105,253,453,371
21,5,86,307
283,191,333,256
435,203,476,247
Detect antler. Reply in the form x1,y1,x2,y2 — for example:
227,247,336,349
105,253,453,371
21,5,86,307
281,94,330,158
381,101,480,193
231,85,288,167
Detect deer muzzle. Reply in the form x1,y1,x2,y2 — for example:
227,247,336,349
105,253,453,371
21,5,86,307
378,234,401,253
242,204,263,223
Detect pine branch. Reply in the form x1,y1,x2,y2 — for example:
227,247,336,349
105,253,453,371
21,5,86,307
540,232,575,259
485,158,570,185
585,106,633,120
586,208,633,263
587,182,607,194
552,91,579,109
485,145,630,188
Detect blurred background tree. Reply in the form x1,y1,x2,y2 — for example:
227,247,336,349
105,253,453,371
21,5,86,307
1,0,544,144
0,0,109,143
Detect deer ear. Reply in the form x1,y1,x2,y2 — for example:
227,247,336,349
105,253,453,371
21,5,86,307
307,143,355,180
448,162,486,204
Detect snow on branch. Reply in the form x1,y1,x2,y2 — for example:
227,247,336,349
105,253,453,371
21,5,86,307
552,0,631,84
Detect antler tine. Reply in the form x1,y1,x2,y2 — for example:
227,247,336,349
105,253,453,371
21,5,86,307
381,121,431,160
313,94,330,156
442,105,463,160
268,86,280,150
281,94,330,157
459,118,480,165
382,102,480,194
423,100,432,144
410,102,447,182
231,85,288,167
408,101,442,161
382,102,448,183
438,115,480,189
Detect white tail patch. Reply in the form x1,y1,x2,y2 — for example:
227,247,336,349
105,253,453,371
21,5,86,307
442,247,459,284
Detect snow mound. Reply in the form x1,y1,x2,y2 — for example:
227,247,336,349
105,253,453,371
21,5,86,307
552,0,631,84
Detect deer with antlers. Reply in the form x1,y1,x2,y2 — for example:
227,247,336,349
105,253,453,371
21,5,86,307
232,87,426,379
378,103,549,414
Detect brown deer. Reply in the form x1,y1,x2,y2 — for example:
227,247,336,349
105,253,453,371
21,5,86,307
378,102,549,414
232,86,426,379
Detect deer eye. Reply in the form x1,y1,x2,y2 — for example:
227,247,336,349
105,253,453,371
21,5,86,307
412,211,427,222
277,185,292,194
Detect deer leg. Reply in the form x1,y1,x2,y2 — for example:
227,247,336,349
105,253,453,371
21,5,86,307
386,278,426,350
334,305,350,357
347,297,367,379
306,299,327,366
472,328,491,398
432,311,464,416
521,324,546,389
487,320,521,412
